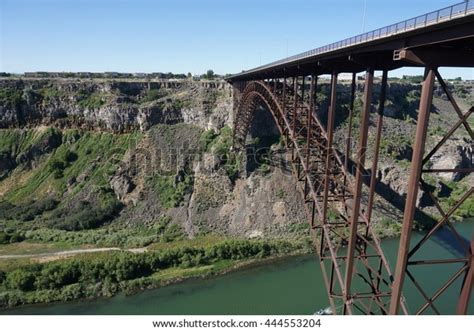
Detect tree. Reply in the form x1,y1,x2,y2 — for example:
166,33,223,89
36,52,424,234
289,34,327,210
205,70,215,80
6,269,36,291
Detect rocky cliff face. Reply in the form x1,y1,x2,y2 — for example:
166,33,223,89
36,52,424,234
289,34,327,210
0,78,232,132
0,77,472,242
0,78,307,240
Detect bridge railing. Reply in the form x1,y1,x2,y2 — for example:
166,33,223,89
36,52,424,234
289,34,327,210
243,1,474,75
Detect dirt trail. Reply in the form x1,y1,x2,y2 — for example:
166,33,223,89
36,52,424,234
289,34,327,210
0,247,147,262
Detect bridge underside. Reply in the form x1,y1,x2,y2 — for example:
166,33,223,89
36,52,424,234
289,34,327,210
227,14,474,81
229,17,473,313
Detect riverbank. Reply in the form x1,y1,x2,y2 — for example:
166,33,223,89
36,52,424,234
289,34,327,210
1,218,472,312
4,220,473,315
0,238,313,310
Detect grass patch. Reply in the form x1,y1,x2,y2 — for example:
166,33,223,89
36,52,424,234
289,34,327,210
150,174,193,209
141,89,166,103
77,91,106,109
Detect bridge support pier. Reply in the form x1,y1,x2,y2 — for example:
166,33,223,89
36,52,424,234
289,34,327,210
389,67,436,315
343,68,374,314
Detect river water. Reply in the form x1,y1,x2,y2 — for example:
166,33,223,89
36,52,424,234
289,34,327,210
3,221,473,315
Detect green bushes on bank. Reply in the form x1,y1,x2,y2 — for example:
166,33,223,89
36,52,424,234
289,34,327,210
0,239,301,296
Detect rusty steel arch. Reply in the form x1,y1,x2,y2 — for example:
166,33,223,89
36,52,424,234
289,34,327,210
233,81,285,149
232,78,409,315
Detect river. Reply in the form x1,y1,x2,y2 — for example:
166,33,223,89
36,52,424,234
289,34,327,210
3,221,473,315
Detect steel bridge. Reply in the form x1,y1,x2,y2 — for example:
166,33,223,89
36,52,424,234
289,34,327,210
226,1,474,315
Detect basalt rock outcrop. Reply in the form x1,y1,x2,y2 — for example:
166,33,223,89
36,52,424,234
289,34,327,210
0,78,232,132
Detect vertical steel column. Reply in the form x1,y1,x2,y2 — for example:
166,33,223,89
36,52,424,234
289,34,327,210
457,235,474,314
301,76,306,103
389,67,436,315
292,77,298,160
322,72,338,227
344,73,357,173
298,77,306,177
366,70,388,224
343,68,374,314
306,76,316,169
283,77,289,147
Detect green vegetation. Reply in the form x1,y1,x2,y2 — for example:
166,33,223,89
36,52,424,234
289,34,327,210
171,99,191,110
276,189,286,199
151,175,193,209
0,129,141,235
200,129,218,151
19,219,183,249
0,127,60,156
142,89,166,103
379,134,412,159
38,86,64,102
428,125,445,137
3,129,141,203
0,199,58,223
77,91,106,109
203,69,215,80
441,182,474,220
0,239,307,308
201,126,242,181
48,150,78,179
0,231,24,245
47,190,122,231
0,87,23,110
402,75,424,84
374,217,402,238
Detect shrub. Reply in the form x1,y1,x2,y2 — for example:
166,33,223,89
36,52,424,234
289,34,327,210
49,159,65,178
208,126,242,181
142,89,165,102
34,262,81,290
0,87,24,110
162,224,185,242
48,191,122,231
64,150,78,163
0,232,10,244
0,198,58,222
153,175,193,208
1,239,301,299
6,269,36,291
77,91,105,109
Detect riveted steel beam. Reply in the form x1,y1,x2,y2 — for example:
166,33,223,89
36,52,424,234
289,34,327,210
389,67,436,315
343,68,374,314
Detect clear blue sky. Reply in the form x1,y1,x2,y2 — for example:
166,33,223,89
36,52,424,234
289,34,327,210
0,0,472,78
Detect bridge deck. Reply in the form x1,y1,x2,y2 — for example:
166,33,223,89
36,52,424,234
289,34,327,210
227,1,474,82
